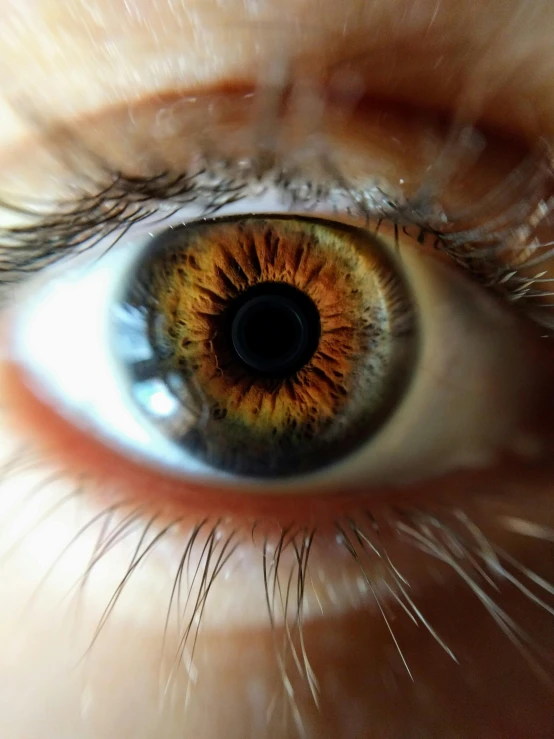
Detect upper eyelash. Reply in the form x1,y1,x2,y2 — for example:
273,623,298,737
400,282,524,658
0,114,554,327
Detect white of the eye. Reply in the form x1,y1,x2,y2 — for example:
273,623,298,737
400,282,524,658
15,249,146,445
10,203,543,493
13,238,230,478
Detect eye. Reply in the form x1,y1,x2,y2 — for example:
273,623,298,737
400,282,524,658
2,11,554,738
8,187,550,494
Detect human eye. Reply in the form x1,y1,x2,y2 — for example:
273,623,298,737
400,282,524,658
1,3,554,739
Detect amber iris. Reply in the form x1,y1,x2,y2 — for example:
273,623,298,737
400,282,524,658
118,216,417,477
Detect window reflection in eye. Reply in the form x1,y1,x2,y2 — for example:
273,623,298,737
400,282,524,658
1,4,554,739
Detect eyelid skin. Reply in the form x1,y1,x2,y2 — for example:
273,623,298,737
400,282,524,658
0,86,535,217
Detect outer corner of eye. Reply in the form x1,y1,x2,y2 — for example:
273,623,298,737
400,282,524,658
4,213,551,498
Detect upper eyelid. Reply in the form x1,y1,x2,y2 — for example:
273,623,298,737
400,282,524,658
0,144,549,337
0,91,438,279
0,81,552,321
0,103,542,249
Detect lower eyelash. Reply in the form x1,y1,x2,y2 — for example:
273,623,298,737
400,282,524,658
4,443,554,737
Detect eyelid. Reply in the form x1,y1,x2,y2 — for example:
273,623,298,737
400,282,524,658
0,90,541,269
8,328,554,643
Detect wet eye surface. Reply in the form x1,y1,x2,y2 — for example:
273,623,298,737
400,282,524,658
13,203,548,497
118,215,416,478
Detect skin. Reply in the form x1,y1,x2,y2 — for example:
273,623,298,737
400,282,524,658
0,1,554,738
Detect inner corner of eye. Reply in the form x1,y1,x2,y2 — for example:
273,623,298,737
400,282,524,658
10,212,547,498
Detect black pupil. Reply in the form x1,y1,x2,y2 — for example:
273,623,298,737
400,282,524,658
230,283,320,376
243,304,300,360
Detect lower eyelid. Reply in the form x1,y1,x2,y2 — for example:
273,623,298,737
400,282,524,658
0,350,549,632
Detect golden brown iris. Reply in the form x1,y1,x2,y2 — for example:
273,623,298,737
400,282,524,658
123,216,417,476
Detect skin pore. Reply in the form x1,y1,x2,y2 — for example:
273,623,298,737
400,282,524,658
1,1,554,738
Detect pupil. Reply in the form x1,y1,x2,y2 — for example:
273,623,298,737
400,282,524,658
243,304,300,360
230,283,320,376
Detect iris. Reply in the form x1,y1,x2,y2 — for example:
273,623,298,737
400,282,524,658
118,216,417,476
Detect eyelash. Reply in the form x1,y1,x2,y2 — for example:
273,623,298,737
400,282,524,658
3,101,554,735
0,121,553,330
